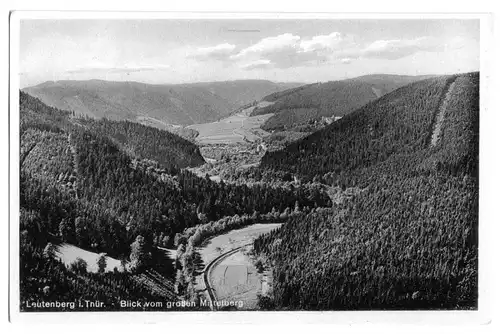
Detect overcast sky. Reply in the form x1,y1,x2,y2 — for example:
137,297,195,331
19,19,479,88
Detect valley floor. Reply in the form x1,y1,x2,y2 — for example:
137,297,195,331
187,101,274,145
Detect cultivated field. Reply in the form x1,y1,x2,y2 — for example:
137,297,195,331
188,102,274,144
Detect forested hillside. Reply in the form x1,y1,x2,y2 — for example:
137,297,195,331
261,75,458,181
347,74,436,96
260,83,318,103
76,118,205,170
19,91,330,310
251,80,377,118
251,74,435,132
254,72,479,310
19,92,204,309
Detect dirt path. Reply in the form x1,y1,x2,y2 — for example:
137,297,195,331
431,80,457,147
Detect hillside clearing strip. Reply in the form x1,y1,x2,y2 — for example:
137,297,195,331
430,80,457,147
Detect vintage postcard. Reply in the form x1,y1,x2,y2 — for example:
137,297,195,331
8,11,494,325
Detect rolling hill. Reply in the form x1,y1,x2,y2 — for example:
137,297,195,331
254,72,479,310
22,79,303,127
252,74,436,132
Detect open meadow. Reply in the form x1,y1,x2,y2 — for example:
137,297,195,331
54,243,124,273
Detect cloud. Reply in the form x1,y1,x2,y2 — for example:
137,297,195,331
232,33,301,60
191,43,236,61
233,33,333,69
300,32,344,52
361,37,442,60
192,33,461,71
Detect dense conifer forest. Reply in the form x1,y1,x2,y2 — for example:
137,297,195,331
251,80,378,119
79,118,206,170
254,73,479,310
251,75,437,133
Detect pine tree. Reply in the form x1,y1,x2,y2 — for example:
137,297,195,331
129,235,150,273
43,242,56,259
59,218,74,243
97,253,107,274
74,217,87,247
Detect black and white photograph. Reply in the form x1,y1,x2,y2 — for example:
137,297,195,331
7,10,494,324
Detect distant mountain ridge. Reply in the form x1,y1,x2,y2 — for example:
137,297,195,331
23,79,303,127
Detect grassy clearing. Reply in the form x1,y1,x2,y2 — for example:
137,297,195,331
54,243,124,273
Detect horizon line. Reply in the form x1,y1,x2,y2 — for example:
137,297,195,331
18,71,465,90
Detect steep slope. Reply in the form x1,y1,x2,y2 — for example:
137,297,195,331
252,74,436,132
348,74,437,96
260,75,458,179
23,80,303,126
20,91,206,171
78,118,205,170
251,80,376,118
20,91,207,254
254,72,479,310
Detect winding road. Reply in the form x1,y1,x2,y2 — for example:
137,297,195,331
203,244,251,311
